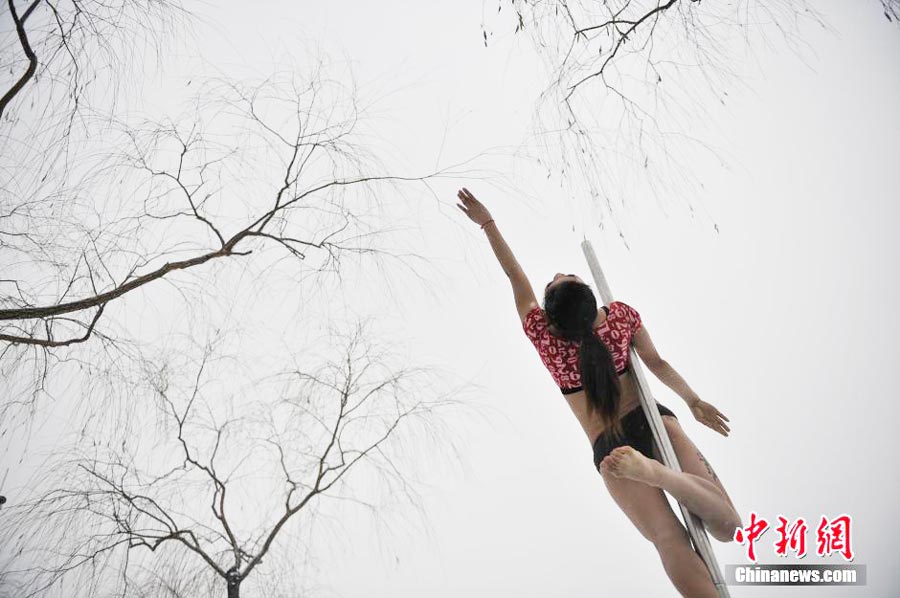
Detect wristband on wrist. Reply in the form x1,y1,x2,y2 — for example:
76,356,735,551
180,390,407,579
480,219,495,230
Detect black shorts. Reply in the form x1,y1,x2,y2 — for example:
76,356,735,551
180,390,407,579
592,402,677,472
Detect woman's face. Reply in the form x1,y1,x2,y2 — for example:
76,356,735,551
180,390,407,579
545,272,584,293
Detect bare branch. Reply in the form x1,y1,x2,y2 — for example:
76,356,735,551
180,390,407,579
0,320,460,597
0,0,42,119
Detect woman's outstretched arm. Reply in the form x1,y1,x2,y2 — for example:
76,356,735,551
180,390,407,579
456,188,538,320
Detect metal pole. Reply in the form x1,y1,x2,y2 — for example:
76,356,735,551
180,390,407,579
581,239,730,598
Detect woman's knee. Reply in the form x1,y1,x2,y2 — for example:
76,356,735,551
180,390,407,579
709,513,743,543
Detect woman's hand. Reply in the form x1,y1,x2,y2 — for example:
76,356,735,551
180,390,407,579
688,398,731,437
456,187,493,227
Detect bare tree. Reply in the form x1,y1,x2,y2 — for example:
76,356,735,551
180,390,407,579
2,16,469,591
1,65,449,423
2,8,470,594
481,1,892,236
0,322,460,598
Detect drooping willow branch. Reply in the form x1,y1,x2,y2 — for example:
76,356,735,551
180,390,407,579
0,0,42,119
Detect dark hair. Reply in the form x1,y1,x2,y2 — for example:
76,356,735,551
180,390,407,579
544,280,624,439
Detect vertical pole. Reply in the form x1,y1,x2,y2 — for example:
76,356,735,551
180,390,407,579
581,240,731,598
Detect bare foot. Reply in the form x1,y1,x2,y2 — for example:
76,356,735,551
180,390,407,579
601,446,661,486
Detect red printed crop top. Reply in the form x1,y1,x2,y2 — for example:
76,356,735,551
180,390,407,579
522,300,643,395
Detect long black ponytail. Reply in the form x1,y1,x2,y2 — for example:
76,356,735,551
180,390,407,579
544,281,624,439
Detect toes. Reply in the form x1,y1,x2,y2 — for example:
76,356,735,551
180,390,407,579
612,446,632,458
617,446,639,460
601,456,620,477
599,459,616,478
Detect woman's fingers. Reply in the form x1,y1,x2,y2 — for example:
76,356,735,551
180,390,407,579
457,190,470,209
696,404,731,436
712,417,730,436
712,407,731,434
707,418,726,436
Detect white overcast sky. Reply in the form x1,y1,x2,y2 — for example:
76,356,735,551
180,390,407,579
5,1,900,597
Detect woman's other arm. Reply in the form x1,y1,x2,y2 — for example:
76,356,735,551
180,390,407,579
456,188,538,320
632,326,731,436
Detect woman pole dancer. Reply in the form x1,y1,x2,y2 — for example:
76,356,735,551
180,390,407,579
456,188,742,598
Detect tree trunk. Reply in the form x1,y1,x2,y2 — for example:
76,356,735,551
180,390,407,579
226,569,241,598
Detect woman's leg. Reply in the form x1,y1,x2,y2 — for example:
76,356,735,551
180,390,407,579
601,415,742,542
600,470,718,598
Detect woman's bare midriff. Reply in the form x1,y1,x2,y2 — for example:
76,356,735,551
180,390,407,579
564,372,644,445
550,307,647,445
